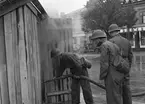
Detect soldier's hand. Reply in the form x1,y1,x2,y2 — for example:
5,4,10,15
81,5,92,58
73,75,80,79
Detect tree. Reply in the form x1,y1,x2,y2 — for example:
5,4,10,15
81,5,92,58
82,0,137,35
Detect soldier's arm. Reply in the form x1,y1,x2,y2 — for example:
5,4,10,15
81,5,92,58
65,53,82,70
99,44,109,80
81,57,92,69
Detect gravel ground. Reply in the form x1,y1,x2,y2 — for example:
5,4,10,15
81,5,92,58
80,54,145,104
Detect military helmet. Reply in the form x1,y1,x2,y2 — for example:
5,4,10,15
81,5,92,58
51,48,61,58
91,29,107,40
108,24,120,33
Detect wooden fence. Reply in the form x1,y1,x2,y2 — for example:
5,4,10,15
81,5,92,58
0,3,41,104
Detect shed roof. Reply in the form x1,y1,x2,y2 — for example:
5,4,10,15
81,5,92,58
0,0,47,19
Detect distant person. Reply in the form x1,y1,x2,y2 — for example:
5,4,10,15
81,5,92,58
108,24,133,104
51,49,94,104
91,29,126,104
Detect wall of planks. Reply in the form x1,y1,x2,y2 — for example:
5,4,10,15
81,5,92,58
38,17,73,103
0,5,41,104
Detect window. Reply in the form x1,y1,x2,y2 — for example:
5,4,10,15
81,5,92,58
143,15,145,24
139,31,145,48
141,12,145,24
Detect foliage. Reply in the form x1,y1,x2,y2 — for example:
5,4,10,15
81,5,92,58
82,0,137,34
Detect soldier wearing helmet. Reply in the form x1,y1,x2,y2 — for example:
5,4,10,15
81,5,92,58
51,48,94,104
108,24,133,104
91,29,126,104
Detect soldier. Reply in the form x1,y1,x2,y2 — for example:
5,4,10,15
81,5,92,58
51,49,94,104
91,29,125,104
108,24,133,104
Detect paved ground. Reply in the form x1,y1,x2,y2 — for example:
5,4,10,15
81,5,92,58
79,54,145,104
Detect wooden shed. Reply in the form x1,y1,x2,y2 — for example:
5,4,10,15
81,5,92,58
0,0,73,104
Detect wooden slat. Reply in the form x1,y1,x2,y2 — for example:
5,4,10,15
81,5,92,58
29,8,36,104
4,11,17,104
18,7,30,104
31,12,39,104
24,6,34,104
47,90,71,97
0,17,9,104
11,10,22,104
33,12,42,104
27,2,38,16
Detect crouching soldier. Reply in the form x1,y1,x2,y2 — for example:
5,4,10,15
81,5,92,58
51,49,94,104
91,29,126,104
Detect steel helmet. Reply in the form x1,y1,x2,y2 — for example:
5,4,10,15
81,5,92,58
108,24,120,33
91,29,107,40
51,48,61,58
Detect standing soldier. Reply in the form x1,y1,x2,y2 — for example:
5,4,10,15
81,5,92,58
108,24,133,104
91,29,125,104
51,49,94,104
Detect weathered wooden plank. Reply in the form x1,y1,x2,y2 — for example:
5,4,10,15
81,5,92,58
4,11,17,104
27,3,38,17
11,10,23,104
31,12,39,104
0,17,9,104
28,8,36,104
33,12,42,104
24,5,34,104
18,7,30,104
47,90,71,97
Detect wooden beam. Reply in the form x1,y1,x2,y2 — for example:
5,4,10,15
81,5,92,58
0,17,9,104
4,10,17,104
18,7,30,104
47,90,71,97
0,0,35,17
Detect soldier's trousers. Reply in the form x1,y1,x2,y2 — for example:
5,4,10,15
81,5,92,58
122,79,132,104
71,70,94,104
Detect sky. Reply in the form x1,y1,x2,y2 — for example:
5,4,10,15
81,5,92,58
39,0,88,17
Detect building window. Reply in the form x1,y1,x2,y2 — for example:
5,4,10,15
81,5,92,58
130,32,135,48
143,15,145,24
139,31,145,48
141,12,145,24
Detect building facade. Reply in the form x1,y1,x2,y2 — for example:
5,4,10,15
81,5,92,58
120,0,145,71
65,8,88,52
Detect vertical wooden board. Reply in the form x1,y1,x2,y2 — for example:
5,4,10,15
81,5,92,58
18,7,30,104
29,10,36,104
11,10,22,104
4,11,17,104
63,71,69,102
34,13,42,104
31,12,40,104
0,17,9,104
24,6,34,104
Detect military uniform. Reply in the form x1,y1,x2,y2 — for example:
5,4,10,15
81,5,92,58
100,40,126,104
109,34,133,104
108,24,133,104
52,52,94,104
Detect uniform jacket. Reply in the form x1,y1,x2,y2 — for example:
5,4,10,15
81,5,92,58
99,40,125,81
52,53,84,77
100,40,125,104
109,34,133,67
